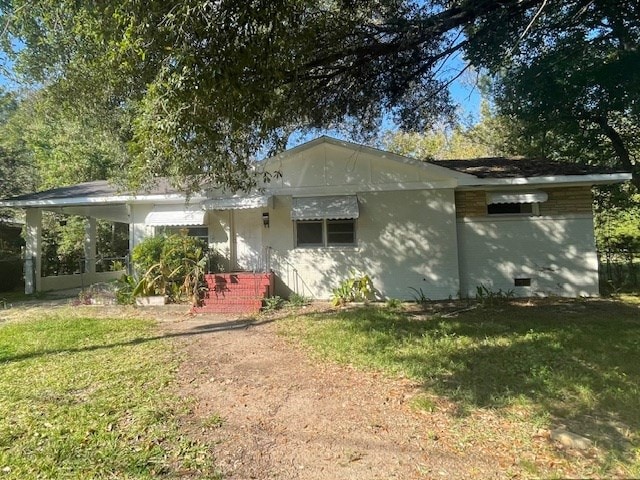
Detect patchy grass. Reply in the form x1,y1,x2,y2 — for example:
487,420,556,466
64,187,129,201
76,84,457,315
0,309,220,479
280,298,640,477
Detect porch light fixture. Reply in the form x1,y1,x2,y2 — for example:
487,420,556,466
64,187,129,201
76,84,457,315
262,212,270,228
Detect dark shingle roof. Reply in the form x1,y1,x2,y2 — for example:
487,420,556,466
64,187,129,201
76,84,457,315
4,179,180,202
430,157,625,178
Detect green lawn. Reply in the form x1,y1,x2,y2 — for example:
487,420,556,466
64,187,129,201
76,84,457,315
0,310,219,479
280,297,640,477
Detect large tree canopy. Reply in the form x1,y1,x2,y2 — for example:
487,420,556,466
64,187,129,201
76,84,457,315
0,0,637,191
0,89,35,218
464,0,640,186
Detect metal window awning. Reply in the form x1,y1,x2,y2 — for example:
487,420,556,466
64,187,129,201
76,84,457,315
203,195,271,210
487,191,548,205
145,205,206,226
291,195,360,220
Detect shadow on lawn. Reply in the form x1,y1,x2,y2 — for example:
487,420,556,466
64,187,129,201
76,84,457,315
0,316,276,365
327,301,640,461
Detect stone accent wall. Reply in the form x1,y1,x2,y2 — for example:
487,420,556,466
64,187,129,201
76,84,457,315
455,186,593,218
455,191,486,218
539,186,593,216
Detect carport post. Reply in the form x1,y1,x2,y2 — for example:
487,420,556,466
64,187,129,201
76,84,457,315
24,208,42,294
84,217,97,274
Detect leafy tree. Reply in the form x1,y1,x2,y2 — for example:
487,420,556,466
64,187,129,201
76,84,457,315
0,0,559,192
384,100,512,159
2,91,126,189
1,0,637,191
465,1,640,187
0,89,36,218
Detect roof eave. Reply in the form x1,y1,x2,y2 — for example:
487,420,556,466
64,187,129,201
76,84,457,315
456,173,632,189
0,193,205,208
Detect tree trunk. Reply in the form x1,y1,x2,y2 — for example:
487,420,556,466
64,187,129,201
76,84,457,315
594,115,639,189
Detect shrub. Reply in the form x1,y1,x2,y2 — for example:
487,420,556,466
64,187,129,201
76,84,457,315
408,287,430,305
131,235,165,273
475,283,514,306
385,298,403,310
263,295,284,312
126,232,207,304
331,272,373,306
287,292,310,308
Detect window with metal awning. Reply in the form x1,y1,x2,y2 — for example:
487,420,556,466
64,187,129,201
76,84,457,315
291,195,360,220
291,196,359,247
486,190,548,216
144,205,207,226
486,191,548,205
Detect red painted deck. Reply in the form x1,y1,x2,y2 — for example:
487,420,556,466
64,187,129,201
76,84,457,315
192,272,274,314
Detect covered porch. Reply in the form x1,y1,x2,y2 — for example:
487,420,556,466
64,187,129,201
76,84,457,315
0,181,276,304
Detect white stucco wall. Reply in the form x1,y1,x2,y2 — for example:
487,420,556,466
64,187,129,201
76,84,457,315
128,204,155,250
457,214,599,298
265,189,460,300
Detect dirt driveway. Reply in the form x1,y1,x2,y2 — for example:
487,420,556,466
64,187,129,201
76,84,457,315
163,312,553,479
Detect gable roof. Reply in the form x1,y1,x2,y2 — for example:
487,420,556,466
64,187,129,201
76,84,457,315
271,135,476,181
0,137,632,207
430,157,627,178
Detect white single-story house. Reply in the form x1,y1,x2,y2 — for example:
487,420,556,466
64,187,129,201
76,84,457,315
0,136,631,300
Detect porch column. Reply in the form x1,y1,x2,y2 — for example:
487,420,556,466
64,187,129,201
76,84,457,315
24,208,42,294
84,217,97,274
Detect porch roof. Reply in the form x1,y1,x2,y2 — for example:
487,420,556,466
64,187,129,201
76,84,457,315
0,179,201,208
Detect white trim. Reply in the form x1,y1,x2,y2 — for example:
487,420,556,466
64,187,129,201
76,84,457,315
456,213,594,224
0,194,206,208
457,173,631,188
266,180,457,196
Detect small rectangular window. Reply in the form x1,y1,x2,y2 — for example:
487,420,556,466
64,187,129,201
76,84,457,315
296,221,323,246
488,203,534,215
326,220,355,245
295,219,357,247
514,278,531,287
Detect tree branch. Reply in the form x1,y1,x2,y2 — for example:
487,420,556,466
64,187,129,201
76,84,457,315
593,114,639,188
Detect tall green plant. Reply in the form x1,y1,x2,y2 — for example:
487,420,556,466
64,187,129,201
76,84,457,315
129,232,207,304
331,272,373,306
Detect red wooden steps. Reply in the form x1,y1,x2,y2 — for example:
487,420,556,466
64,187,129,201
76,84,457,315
192,272,274,314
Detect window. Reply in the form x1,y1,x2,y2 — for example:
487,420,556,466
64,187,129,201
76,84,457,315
327,220,356,245
486,191,546,216
487,203,535,215
296,221,323,246
295,219,356,247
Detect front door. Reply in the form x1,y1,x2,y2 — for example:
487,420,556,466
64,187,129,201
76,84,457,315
233,210,263,271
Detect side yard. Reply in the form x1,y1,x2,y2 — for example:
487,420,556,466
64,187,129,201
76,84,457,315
279,296,640,478
0,307,220,479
